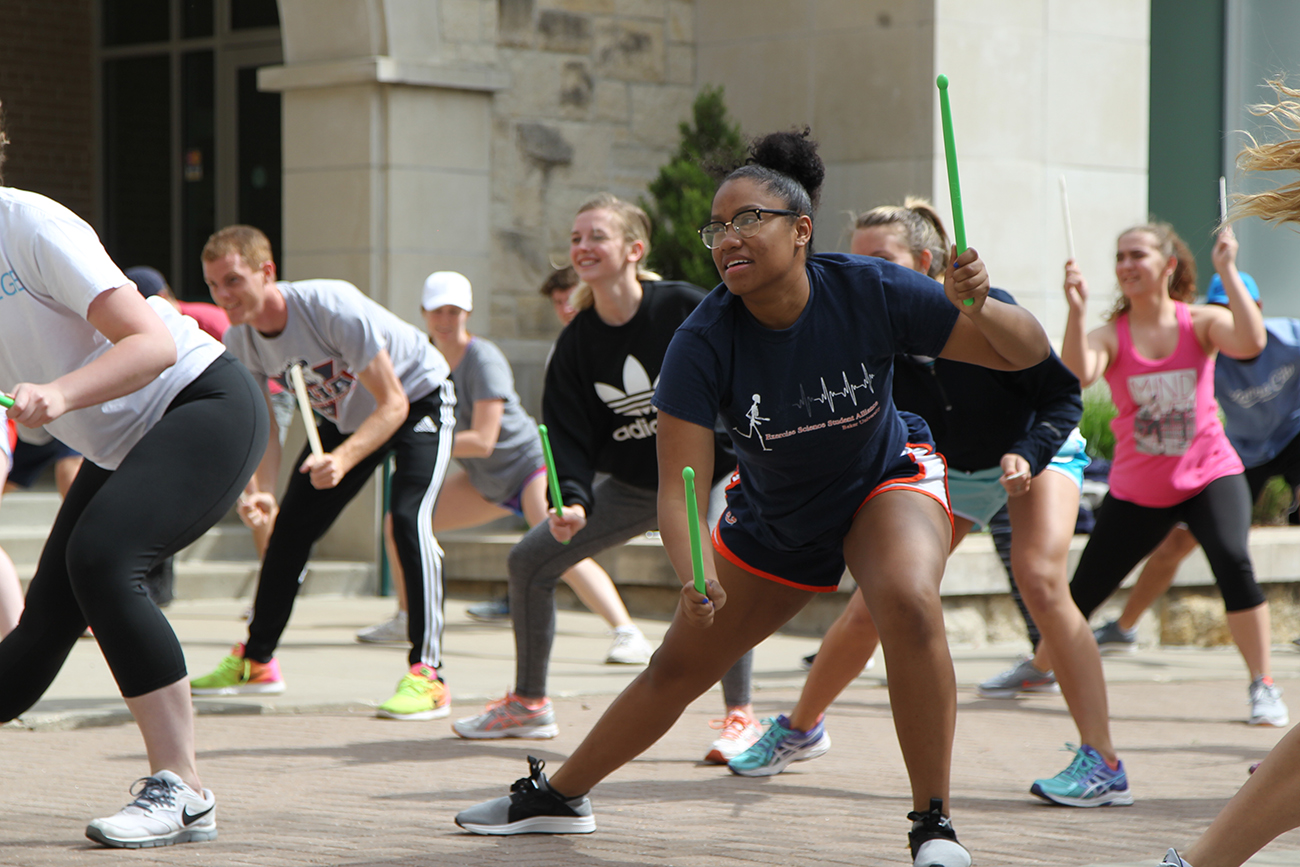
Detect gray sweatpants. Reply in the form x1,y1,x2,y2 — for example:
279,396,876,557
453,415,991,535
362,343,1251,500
507,475,752,705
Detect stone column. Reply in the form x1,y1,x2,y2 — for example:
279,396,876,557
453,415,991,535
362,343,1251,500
259,0,507,561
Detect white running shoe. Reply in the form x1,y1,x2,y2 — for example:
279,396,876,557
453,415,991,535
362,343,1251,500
704,711,763,764
356,611,409,644
604,626,653,664
85,770,216,849
1248,677,1289,726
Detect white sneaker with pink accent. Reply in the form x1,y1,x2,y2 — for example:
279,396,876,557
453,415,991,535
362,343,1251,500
704,711,762,764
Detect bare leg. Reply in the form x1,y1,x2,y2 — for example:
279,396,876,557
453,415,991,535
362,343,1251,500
0,456,20,637
0,546,21,638
1226,603,1272,680
846,489,955,813
382,511,408,613
55,455,83,499
789,589,877,731
789,516,974,731
548,562,810,797
1007,471,1116,761
122,679,202,793
1181,723,1300,867
1115,526,1196,631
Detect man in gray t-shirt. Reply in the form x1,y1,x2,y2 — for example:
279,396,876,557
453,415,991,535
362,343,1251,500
189,225,456,722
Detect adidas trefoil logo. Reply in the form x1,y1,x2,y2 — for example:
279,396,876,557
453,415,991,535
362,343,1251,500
595,356,657,417
596,356,659,441
413,416,437,434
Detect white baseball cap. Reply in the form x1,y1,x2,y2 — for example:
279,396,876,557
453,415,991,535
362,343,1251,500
421,271,473,311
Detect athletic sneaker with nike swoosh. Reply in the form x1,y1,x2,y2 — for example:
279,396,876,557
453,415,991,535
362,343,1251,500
85,770,217,849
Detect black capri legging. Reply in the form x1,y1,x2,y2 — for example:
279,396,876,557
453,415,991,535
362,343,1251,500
1070,473,1265,619
0,353,267,719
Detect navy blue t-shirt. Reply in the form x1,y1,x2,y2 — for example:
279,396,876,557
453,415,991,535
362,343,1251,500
653,252,960,550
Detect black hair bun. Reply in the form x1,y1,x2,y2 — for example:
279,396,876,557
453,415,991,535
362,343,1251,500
748,128,824,208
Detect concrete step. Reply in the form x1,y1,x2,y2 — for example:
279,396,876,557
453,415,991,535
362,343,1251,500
175,525,260,562
0,491,61,526
0,526,54,563
16,559,377,599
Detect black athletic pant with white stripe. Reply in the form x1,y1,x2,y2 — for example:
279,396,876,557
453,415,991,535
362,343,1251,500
0,354,268,717
244,382,455,669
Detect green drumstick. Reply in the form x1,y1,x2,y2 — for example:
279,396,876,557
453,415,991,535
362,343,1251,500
682,466,707,596
537,424,569,545
0,394,11,409
936,74,973,306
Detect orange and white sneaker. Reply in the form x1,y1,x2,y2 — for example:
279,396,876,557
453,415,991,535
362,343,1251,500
189,643,284,695
452,693,558,739
705,710,763,764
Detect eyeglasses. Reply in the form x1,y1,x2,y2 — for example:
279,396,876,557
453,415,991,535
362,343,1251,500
698,208,799,249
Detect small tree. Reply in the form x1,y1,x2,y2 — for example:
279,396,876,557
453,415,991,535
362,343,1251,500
642,86,747,290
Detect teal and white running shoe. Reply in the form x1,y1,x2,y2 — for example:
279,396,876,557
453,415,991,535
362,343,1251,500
727,714,830,777
1030,743,1133,807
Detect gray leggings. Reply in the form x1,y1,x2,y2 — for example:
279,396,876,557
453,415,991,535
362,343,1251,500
507,475,752,705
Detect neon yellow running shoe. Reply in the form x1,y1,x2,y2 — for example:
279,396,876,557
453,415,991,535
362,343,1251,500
377,664,449,721
189,643,285,696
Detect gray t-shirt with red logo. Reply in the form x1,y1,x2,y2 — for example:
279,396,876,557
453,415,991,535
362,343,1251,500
223,279,450,434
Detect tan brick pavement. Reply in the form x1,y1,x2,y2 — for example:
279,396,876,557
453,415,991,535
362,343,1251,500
4,677,1300,866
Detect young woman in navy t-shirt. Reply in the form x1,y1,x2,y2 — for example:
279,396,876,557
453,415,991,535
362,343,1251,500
454,130,1050,867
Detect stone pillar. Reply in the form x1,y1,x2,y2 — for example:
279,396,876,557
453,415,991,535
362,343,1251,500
695,0,1150,340
259,0,507,561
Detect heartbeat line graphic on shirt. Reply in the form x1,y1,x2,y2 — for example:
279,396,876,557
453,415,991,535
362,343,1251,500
793,364,876,417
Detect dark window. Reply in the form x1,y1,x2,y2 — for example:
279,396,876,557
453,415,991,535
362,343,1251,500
102,0,170,46
102,55,171,278
231,0,280,30
181,51,216,300
238,66,282,270
182,0,215,39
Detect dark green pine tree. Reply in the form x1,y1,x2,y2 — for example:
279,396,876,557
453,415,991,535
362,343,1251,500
641,86,747,290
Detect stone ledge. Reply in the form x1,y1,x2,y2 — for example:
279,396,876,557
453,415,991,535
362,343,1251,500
258,56,510,93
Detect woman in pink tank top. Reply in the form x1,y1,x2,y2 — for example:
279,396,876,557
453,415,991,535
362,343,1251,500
1051,221,1280,734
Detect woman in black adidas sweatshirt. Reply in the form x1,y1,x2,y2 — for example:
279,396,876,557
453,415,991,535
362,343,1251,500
451,193,753,763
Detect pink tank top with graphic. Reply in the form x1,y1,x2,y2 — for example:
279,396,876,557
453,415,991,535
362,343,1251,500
1105,302,1243,507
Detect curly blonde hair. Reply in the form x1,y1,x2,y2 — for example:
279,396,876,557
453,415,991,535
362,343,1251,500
1232,79,1300,226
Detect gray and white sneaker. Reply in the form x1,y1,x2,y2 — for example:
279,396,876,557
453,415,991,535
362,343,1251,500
467,597,511,622
356,611,408,644
455,756,595,835
1093,619,1138,654
1248,676,1289,726
977,657,1059,699
1161,848,1192,867
604,626,652,664
85,770,216,849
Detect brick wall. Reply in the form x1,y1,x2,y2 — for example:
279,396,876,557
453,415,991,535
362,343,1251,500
0,0,96,224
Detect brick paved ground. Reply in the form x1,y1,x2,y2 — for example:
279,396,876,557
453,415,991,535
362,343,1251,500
4,677,1300,867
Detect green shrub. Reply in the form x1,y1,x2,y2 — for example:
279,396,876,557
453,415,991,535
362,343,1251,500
1079,381,1117,460
1253,476,1295,525
641,86,747,291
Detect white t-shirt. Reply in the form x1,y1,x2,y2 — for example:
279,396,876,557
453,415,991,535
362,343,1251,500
223,280,450,434
0,187,224,469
